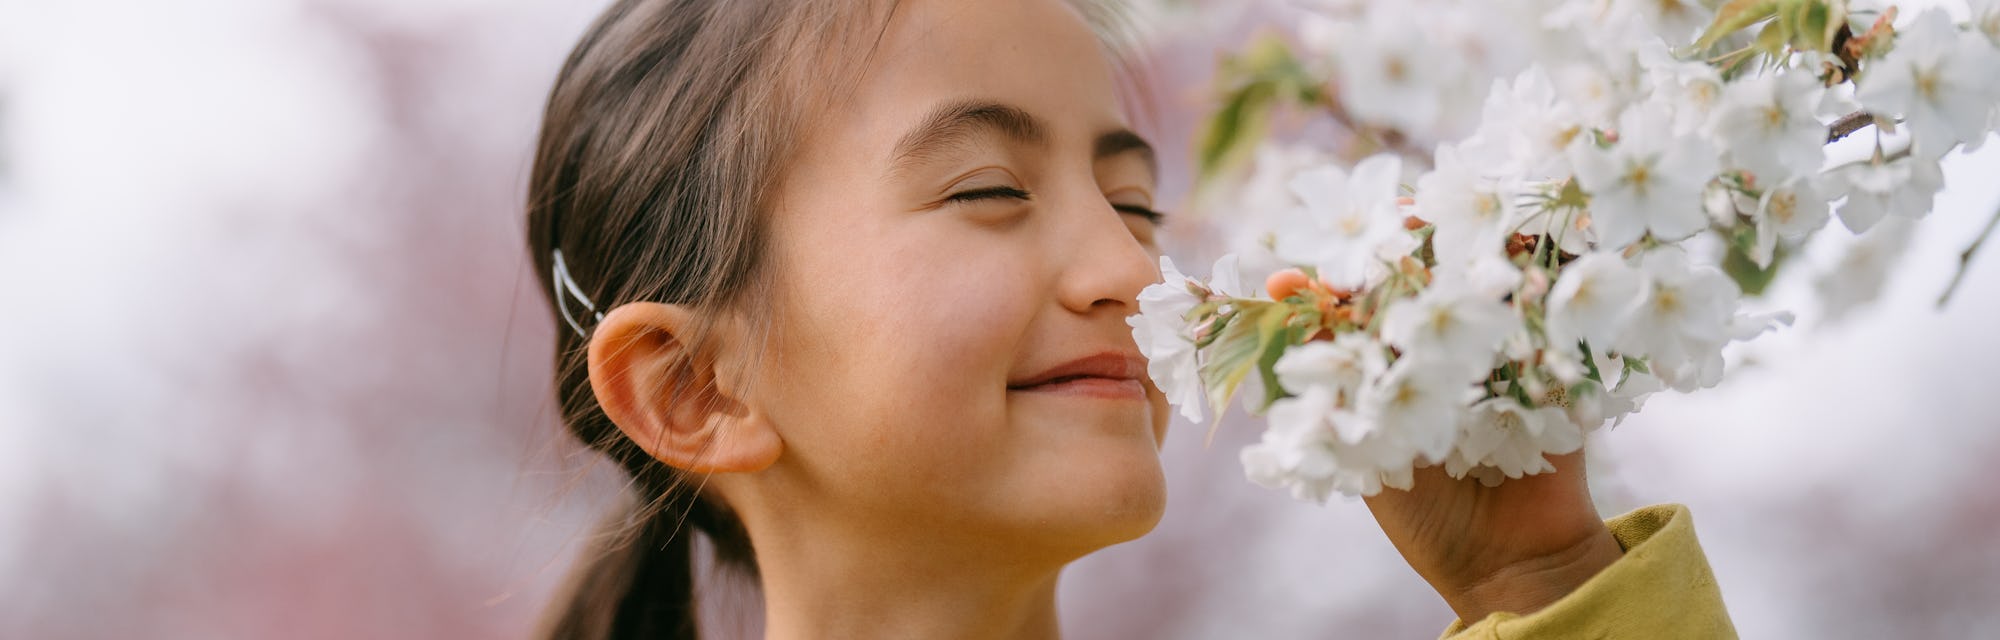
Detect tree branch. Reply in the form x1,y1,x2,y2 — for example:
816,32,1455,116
1826,111,1875,144
1937,203,2000,309
1315,83,1431,163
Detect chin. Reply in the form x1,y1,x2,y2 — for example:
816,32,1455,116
1031,445,1168,555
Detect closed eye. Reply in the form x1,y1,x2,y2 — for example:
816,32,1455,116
946,186,1164,226
946,185,1032,204
1113,204,1165,226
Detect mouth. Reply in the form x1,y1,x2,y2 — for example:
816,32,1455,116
1007,352,1148,400
1009,375,1147,398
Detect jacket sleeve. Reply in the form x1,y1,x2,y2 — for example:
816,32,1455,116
1436,503,1738,639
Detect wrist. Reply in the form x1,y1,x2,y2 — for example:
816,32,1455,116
1438,524,1625,624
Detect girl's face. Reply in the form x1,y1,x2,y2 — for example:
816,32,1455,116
747,0,1169,556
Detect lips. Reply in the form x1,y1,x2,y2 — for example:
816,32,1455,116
1008,352,1147,399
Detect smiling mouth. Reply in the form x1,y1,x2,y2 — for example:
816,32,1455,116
1008,352,1149,400
1008,375,1147,399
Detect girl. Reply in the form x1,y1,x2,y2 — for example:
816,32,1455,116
525,0,1736,638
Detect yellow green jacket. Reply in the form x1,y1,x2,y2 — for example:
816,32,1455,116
1439,504,1737,639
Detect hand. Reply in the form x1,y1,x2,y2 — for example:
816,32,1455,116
1361,448,1625,624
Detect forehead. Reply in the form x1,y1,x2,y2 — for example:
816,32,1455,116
821,0,1128,159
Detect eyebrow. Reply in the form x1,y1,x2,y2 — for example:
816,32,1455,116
1094,128,1158,181
888,99,1158,180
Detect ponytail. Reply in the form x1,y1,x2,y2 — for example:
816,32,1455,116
538,466,761,640
537,489,698,640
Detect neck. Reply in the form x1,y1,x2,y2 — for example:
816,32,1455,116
749,515,1069,640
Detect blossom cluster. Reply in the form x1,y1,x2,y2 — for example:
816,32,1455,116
1137,0,2000,502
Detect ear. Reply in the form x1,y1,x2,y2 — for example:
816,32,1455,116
585,302,782,474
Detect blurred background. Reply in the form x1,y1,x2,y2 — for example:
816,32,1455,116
1,0,1995,638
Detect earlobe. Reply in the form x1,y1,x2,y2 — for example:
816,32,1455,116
585,302,783,474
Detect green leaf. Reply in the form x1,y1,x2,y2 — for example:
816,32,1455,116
1195,35,1319,183
1721,235,1787,296
1780,0,1844,52
1753,19,1789,55
1621,356,1651,378
1579,339,1605,385
1196,80,1279,184
1694,0,1783,52
1252,318,1307,415
1196,301,1279,421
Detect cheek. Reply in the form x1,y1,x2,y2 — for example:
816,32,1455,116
762,214,1041,479
859,241,1036,417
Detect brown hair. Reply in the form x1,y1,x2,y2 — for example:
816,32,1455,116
524,1,1143,638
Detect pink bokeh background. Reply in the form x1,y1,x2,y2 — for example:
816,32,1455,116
2,1,1996,638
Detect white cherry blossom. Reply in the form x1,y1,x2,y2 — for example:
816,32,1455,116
1612,248,1739,390
1564,369,1663,431
1707,68,1829,184
1241,387,1349,504
1272,334,1389,413
1973,0,2000,48
1758,176,1833,238
1610,0,1712,45
1330,4,1451,134
1230,142,1337,257
1571,100,1720,248
1556,14,1669,122
1643,53,1725,135
1448,250,1526,300
1205,252,1268,301
1545,251,1648,350
1353,356,1476,464
1744,176,1833,268
1378,281,1518,381
1854,9,2000,156
1243,386,1419,502
1136,0,2000,499
1445,397,1584,482
1272,154,1407,287
1815,217,1917,323
1462,67,1588,180
1128,256,1206,423
1415,143,1518,268
1823,153,1945,233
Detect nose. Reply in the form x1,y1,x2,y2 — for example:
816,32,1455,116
1052,189,1162,317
